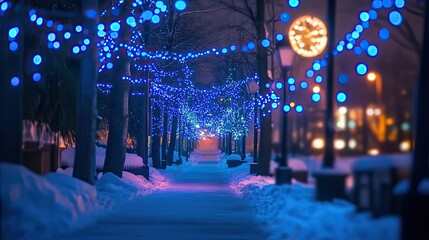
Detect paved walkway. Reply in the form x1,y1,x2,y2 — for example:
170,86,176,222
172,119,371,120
60,161,268,240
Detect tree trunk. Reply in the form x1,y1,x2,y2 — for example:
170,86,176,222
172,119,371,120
103,59,130,177
167,115,178,165
135,80,149,165
161,107,169,161
135,17,152,165
401,2,429,239
322,0,337,168
0,16,23,165
73,0,98,183
151,96,162,168
256,0,271,176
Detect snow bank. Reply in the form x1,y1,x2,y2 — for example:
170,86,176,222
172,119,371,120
2,157,183,240
419,178,429,195
227,154,242,161
352,154,411,171
226,165,400,240
61,147,144,168
1,163,98,240
394,178,429,196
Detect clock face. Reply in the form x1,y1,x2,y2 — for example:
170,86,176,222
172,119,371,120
288,15,328,58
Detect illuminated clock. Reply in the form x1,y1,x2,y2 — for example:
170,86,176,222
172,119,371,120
288,15,328,58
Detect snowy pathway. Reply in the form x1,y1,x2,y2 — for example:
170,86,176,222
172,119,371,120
60,161,268,240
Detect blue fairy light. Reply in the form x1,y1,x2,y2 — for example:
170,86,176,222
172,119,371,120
395,0,405,8
289,0,300,8
36,17,43,26
368,10,377,20
8,27,19,39
48,33,56,41
46,20,53,27
283,105,291,112
33,73,41,82
1,2,9,11
64,32,71,39
300,81,308,89
56,24,64,31
98,24,105,31
86,9,97,18
379,28,390,41
33,55,42,65
359,12,369,22
356,63,368,75
367,45,378,57
338,73,349,84
110,22,120,31
275,82,283,89
336,92,347,103
315,75,323,83
152,15,160,24
287,77,295,85
53,42,60,49
360,40,369,50
355,25,363,33
312,93,321,102
11,77,20,87
9,41,18,51
389,11,403,26
110,32,119,39
295,105,303,113
75,25,83,32
72,46,80,54
272,103,279,109
382,0,392,8
354,47,362,56
142,11,153,20
175,0,187,11
126,16,136,27
275,33,284,42
261,39,270,48
247,42,255,50
372,0,382,9
156,1,164,8
280,12,290,23
98,31,106,37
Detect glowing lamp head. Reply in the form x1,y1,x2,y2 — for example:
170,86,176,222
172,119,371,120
367,72,376,82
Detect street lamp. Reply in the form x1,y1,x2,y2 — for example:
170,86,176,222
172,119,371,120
365,71,386,152
274,41,295,185
246,80,259,174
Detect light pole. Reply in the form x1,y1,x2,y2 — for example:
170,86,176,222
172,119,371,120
274,41,295,185
246,80,259,174
366,71,386,153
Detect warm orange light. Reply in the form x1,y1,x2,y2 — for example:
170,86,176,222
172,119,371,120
386,118,394,125
313,86,321,93
367,72,376,82
290,102,296,108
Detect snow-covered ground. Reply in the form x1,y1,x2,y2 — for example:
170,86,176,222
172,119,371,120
1,149,190,240
222,160,401,240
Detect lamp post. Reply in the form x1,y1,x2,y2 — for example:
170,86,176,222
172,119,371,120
246,80,259,174
274,41,295,185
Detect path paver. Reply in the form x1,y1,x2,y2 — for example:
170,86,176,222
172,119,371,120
59,160,268,240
